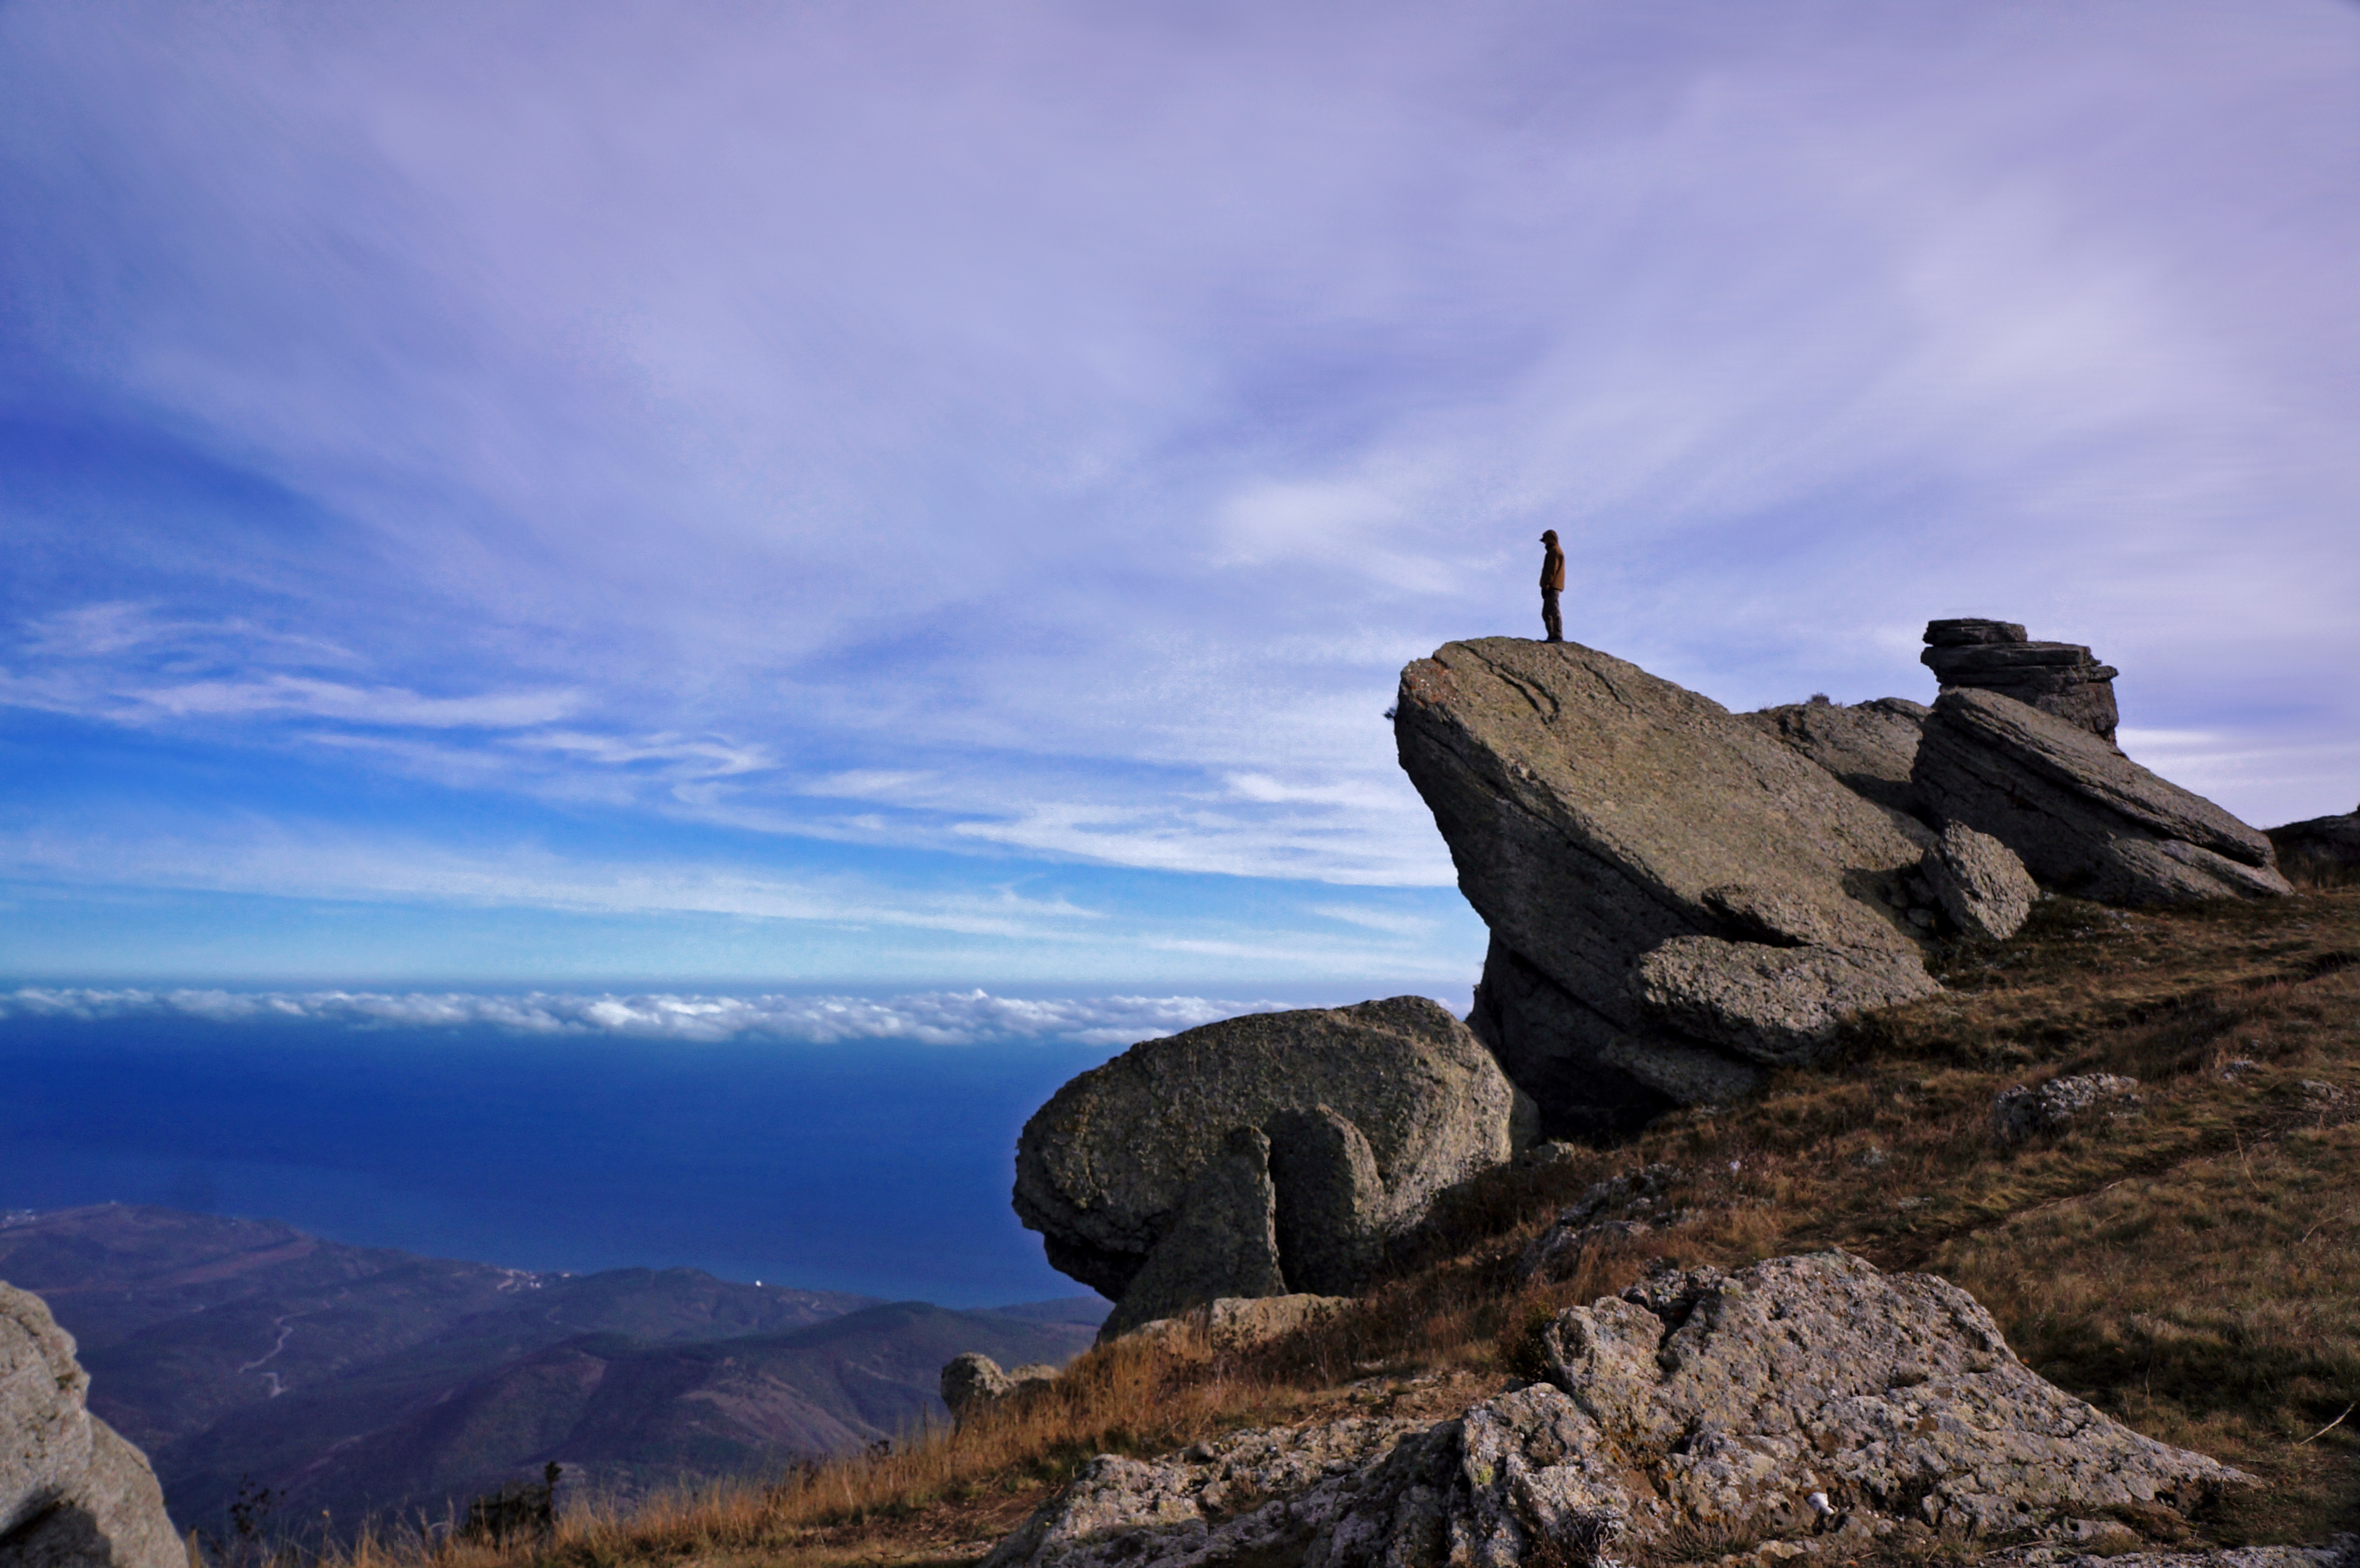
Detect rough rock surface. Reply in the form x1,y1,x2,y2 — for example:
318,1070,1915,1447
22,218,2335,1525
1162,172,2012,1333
1921,619,2122,745
1923,821,2038,942
942,1353,1059,1419
1264,1108,1387,1298
1743,696,1932,821
1993,1075,2144,1143
1100,1128,1289,1341
1517,1164,1684,1282
1630,937,1940,1064
2,1280,185,1568
1396,639,1933,1124
1118,1295,1354,1357
1915,689,2289,906
985,1253,2246,1568
2269,808,2360,881
1015,997,1519,1304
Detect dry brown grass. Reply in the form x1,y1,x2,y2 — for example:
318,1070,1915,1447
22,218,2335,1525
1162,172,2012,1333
247,887,2360,1568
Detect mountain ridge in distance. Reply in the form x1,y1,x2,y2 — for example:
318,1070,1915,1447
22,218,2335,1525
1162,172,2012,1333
0,1203,1105,1535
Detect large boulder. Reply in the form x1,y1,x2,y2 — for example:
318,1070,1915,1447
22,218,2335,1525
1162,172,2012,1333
983,1252,2248,1568
1394,638,1936,1124
1014,998,1520,1309
1920,617,2121,745
1914,689,2290,905
2,1281,185,1568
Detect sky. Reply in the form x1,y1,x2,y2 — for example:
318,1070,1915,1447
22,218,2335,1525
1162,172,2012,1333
5,0,2359,993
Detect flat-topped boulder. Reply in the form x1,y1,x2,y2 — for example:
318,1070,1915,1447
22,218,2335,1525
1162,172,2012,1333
1013,998,1519,1312
1922,617,2121,744
1394,638,1935,1126
1915,688,2289,905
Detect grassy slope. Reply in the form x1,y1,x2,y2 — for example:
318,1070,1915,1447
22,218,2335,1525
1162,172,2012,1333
299,885,2360,1568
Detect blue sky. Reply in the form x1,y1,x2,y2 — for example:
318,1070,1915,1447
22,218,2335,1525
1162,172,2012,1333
5,0,2358,992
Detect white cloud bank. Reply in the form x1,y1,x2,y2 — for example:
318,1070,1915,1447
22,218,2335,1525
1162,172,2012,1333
0,986,1289,1048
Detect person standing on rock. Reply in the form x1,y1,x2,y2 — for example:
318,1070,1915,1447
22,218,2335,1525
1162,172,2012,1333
1538,529,1566,643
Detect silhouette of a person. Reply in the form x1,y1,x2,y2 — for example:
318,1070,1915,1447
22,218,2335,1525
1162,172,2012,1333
1539,529,1566,643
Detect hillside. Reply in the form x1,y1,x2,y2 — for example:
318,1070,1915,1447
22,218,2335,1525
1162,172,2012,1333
0,1206,1102,1536
330,881,2360,1568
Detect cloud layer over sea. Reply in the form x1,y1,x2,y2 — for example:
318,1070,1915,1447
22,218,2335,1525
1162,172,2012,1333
0,986,1289,1048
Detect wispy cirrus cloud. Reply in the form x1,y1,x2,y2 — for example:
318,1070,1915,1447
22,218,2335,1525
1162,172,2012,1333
3,0,2356,981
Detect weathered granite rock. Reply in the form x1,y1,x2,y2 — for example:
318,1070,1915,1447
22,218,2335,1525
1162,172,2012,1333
1922,618,2121,744
1129,1294,1353,1356
2269,807,2360,882
1100,1128,1289,1341
984,1252,2247,1568
1396,639,1934,1119
1264,1107,1386,1298
1466,938,1700,1138
1743,696,1932,821
1629,937,1940,1064
1016,997,1519,1304
942,1353,1059,1419
2,1281,185,1568
1915,689,2290,905
1923,821,2038,941
1994,1075,2144,1143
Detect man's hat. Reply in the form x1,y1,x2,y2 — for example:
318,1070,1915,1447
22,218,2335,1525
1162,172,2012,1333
1540,529,1560,542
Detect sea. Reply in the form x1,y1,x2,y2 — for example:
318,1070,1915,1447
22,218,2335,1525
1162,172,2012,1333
0,984,1401,1307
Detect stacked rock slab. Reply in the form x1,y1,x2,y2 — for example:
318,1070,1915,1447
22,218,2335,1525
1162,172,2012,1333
2,1280,185,1568
1915,688,2291,905
1740,695,1931,825
1013,998,1519,1334
1922,617,2121,745
982,1252,2246,1568
1394,638,1937,1130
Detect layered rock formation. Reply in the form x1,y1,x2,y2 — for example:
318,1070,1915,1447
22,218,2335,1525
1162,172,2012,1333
1915,689,2291,905
2,1280,184,1568
1013,998,1520,1333
983,1253,2246,1568
1394,638,1937,1130
1921,618,2121,745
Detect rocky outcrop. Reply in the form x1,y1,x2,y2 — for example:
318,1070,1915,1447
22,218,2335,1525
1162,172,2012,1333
1915,689,2290,906
2,1281,185,1568
1921,619,2121,745
942,1353,1059,1419
2269,807,2360,883
1396,639,1936,1126
1993,1075,2144,1143
1743,695,1931,821
1015,999,1520,1321
983,1253,2248,1568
